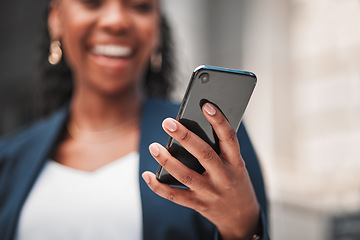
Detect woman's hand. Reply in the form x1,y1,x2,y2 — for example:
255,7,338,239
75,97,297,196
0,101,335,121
142,103,260,240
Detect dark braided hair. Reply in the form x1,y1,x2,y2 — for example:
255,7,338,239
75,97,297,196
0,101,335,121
36,3,175,117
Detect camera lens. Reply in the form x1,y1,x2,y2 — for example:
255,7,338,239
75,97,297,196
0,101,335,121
199,73,210,84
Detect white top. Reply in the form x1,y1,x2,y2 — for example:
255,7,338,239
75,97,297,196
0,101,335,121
15,152,142,240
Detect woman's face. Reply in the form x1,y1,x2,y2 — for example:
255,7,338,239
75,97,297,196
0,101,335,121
48,0,160,95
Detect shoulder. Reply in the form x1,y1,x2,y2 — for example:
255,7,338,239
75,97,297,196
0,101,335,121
0,107,68,159
143,98,180,121
0,121,49,153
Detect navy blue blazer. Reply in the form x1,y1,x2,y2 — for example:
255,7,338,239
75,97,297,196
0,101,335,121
0,98,268,240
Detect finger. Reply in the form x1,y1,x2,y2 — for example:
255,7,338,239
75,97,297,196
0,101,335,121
161,118,227,177
149,142,205,190
142,171,201,210
202,103,242,165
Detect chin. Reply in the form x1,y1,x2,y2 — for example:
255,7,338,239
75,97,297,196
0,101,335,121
93,80,141,99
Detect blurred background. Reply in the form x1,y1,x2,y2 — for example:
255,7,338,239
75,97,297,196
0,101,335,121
1,0,360,239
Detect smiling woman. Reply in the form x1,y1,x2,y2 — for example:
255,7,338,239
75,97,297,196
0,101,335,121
0,0,269,240
48,0,160,96
38,0,173,116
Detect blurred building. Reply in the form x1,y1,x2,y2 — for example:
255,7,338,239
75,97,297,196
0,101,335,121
162,0,360,239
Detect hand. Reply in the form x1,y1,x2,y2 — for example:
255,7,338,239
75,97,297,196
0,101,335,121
142,103,260,240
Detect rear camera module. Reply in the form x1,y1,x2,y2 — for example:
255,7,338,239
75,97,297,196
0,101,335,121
199,73,210,84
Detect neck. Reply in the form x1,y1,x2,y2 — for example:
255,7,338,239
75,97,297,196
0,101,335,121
70,84,144,132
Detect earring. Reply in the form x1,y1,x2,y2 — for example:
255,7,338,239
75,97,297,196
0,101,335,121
48,40,62,65
150,51,162,73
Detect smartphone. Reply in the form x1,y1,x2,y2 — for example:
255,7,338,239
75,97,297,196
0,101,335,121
156,65,257,186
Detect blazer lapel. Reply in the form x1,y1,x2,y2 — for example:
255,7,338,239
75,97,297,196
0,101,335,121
139,98,177,240
138,99,215,240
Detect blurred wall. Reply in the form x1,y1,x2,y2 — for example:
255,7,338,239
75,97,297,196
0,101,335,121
0,0,48,136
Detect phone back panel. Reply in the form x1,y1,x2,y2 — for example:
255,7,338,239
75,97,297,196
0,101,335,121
156,66,257,186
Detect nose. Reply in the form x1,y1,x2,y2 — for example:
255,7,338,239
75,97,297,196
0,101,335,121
99,2,132,35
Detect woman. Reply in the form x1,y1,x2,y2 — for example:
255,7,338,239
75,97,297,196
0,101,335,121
0,0,268,239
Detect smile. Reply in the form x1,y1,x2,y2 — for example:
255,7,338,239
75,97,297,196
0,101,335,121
91,45,132,58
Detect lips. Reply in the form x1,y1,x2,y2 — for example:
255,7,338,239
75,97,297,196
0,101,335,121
91,44,133,58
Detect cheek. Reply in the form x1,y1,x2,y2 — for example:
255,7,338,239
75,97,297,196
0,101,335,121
60,10,93,71
137,17,160,55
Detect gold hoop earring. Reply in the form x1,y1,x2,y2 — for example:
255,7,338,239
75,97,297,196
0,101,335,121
48,40,62,65
150,51,162,73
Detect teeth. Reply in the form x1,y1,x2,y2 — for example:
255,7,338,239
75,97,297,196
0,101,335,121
92,45,132,57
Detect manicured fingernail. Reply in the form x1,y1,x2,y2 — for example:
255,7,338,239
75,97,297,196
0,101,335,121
163,118,177,132
204,103,216,116
149,143,160,157
142,172,150,184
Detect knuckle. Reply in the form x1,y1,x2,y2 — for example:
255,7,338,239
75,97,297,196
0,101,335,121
198,203,210,213
237,157,246,168
216,116,227,126
223,174,235,187
201,147,214,161
225,129,237,143
181,174,193,185
207,186,221,199
166,193,176,202
231,153,246,169
161,157,170,167
180,131,191,142
191,197,209,213
151,183,160,194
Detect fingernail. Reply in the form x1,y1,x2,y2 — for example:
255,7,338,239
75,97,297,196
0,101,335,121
142,172,150,184
149,143,160,157
204,103,216,116
163,118,177,132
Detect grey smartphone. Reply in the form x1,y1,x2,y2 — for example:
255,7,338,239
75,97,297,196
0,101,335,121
156,65,257,186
